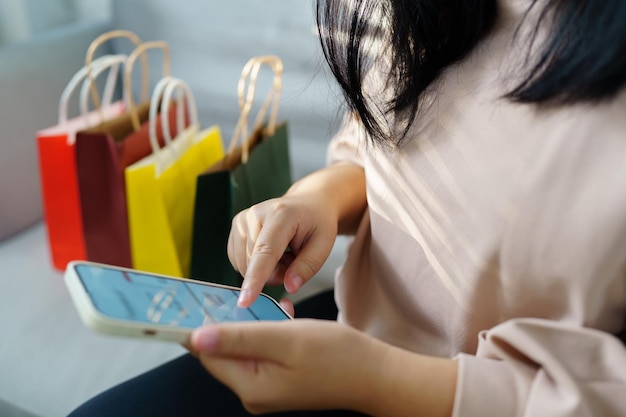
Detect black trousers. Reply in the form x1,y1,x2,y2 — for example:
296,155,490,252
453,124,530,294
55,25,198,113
67,289,369,417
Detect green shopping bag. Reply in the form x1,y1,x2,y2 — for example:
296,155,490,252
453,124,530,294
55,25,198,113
190,56,292,301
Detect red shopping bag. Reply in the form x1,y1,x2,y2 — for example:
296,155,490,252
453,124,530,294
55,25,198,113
37,54,127,270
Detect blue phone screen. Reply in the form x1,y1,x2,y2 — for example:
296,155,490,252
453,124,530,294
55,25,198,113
75,264,289,328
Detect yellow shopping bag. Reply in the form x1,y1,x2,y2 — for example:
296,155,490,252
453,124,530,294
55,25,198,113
125,76,224,277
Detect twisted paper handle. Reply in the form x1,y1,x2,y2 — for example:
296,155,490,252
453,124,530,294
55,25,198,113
84,30,148,119
124,41,171,131
229,55,283,163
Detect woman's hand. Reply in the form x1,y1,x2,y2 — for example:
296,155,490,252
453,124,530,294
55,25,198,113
229,193,339,307
190,320,458,417
190,319,391,414
228,163,367,308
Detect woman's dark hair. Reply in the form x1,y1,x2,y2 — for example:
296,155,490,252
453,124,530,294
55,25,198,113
316,0,626,146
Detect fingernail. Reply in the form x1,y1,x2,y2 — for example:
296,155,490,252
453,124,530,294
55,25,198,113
192,328,219,352
287,275,304,294
237,289,251,307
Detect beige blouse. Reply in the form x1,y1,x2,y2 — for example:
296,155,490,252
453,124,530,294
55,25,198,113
326,0,626,416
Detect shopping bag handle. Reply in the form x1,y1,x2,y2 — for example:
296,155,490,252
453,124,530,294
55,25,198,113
161,77,200,144
230,55,283,163
125,41,172,132
84,30,148,115
148,76,175,155
239,55,282,135
79,55,127,120
58,54,126,129
147,76,198,176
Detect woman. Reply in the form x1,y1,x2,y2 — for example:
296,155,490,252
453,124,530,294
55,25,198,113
69,0,626,416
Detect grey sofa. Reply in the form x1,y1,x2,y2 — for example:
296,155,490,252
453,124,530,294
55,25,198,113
0,2,346,416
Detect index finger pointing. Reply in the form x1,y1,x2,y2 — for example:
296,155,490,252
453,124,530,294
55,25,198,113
237,216,296,307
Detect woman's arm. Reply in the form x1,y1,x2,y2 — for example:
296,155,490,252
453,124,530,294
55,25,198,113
191,316,626,417
372,345,457,417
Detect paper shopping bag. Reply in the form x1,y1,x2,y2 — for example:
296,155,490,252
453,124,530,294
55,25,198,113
76,40,173,267
126,77,224,277
190,56,292,300
37,54,128,270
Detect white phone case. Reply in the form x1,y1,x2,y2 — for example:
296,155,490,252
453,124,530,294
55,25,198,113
64,260,291,344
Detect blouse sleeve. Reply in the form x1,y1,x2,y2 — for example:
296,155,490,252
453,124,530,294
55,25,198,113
326,111,368,168
454,318,626,417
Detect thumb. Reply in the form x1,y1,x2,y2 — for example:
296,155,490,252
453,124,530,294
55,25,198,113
190,322,293,359
284,235,334,294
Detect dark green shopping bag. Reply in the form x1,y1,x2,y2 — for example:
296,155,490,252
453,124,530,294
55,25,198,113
190,56,292,301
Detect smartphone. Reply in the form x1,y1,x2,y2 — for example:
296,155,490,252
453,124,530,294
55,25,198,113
64,261,292,343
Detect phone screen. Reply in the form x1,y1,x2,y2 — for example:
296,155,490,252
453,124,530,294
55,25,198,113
74,264,290,328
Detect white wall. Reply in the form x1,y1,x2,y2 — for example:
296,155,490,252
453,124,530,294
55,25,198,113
0,0,111,46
